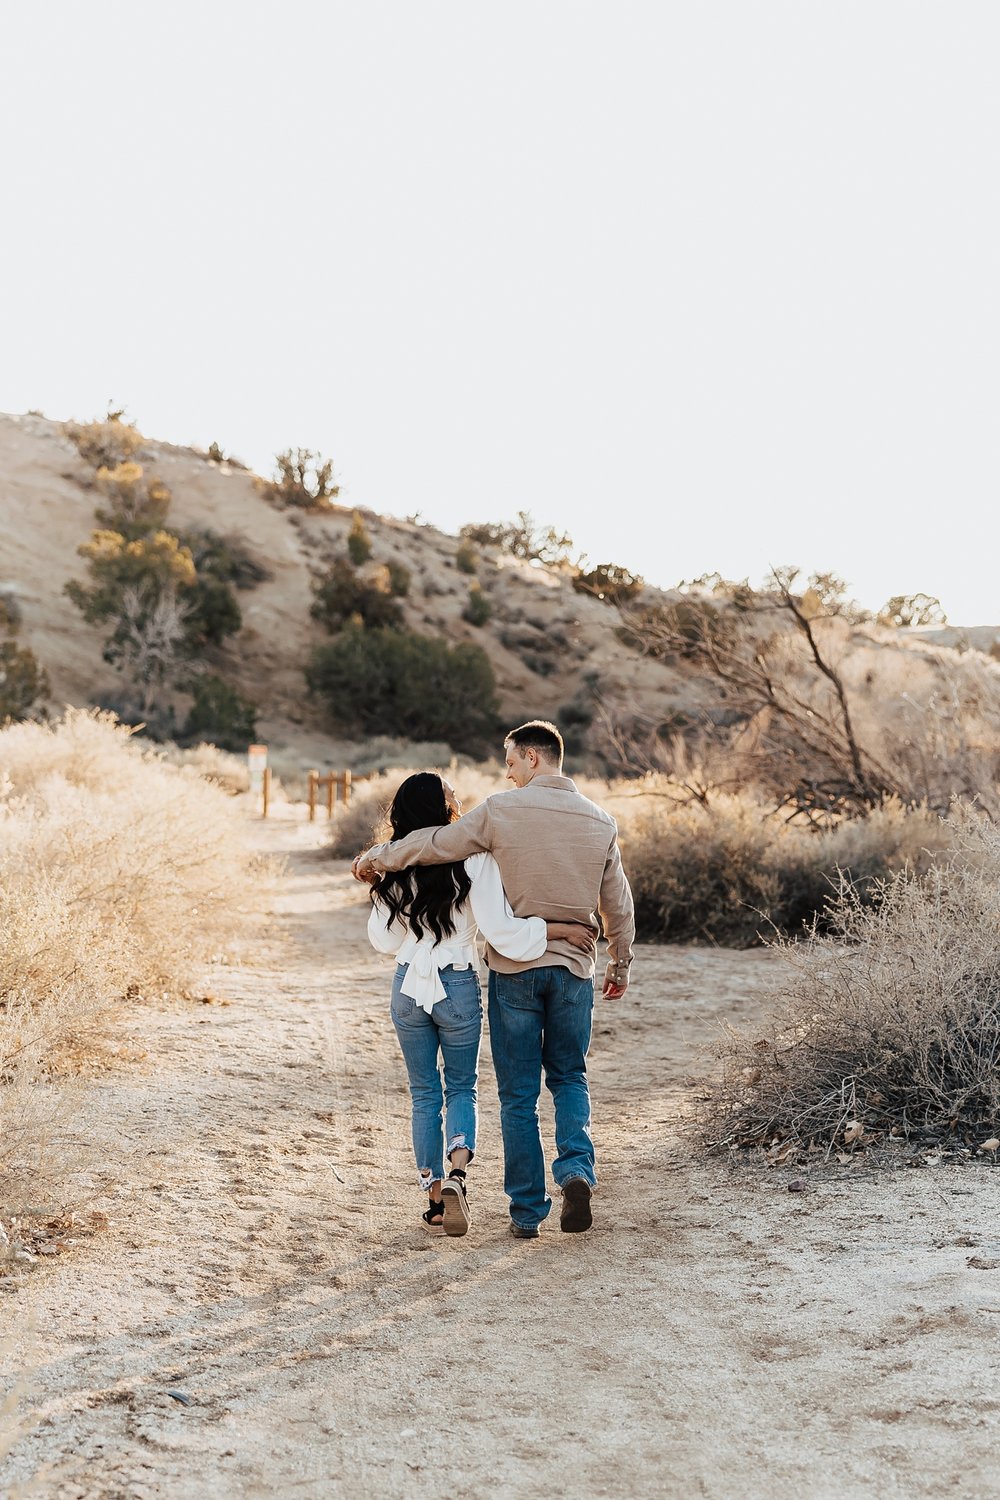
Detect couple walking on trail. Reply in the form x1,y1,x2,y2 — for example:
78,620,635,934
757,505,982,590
352,720,635,1239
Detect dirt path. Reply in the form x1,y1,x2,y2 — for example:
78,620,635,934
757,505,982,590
5,809,1000,1500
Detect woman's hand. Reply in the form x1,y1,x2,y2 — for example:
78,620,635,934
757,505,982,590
547,920,598,954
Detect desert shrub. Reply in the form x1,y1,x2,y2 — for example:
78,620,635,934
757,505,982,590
385,560,411,597
0,600,49,722
159,741,250,794
327,764,498,857
617,790,949,946
327,776,394,857
617,598,735,660
456,541,479,575
177,527,272,590
182,575,243,648
310,558,403,632
181,674,258,751
93,462,171,540
0,641,50,723
66,530,197,624
558,695,595,757
306,624,499,754
877,593,947,629
64,410,143,469
347,511,373,565
462,585,492,626
710,809,1000,1149
573,562,644,606
264,448,340,510
460,512,574,565
0,594,21,632
0,710,268,1212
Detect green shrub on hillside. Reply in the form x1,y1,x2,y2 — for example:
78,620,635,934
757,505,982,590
310,558,404,632
182,674,258,751
456,541,479,575
178,527,273,590
462,584,492,626
183,576,243,648
306,624,498,753
0,639,50,722
66,531,198,623
94,462,171,540
385,560,412,597
347,511,373,565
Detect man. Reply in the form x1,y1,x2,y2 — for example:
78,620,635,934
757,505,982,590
353,720,635,1239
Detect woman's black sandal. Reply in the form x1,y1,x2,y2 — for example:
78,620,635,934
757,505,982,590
422,1199,445,1234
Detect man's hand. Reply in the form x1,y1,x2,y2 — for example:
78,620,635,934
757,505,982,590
602,958,631,1000
352,852,378,884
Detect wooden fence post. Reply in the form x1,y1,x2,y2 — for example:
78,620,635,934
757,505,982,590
307,769,319,822
262,766,272,818
326,771,336,818
343,768,352,806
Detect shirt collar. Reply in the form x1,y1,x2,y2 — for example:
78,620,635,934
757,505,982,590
527,774,577,791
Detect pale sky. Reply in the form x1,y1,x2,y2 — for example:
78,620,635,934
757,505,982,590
2,2,997,621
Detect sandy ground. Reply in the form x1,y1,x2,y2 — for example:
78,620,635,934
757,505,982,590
4,810,1000,1500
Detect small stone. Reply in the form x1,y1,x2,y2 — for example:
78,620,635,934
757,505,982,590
166,1390,193,1406
787,1178,809,1193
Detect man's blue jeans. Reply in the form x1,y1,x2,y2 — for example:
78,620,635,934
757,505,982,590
487,965,596,1229
390,963,481,1189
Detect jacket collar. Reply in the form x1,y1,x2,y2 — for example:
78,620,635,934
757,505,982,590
526,774,577,791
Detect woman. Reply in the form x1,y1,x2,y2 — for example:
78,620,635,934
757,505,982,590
366,772,595,1237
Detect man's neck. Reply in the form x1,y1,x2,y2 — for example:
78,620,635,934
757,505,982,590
522,763,564,786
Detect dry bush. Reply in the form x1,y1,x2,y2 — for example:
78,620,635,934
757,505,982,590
710,809,1000,1149
158,741,251,794
64,414,143,469
0,710,268,1213
614,786,949,945
327,763,514,858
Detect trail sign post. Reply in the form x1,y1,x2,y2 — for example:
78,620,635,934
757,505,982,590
248,745,270,817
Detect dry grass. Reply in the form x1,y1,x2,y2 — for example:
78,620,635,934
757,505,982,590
0,710,267,1216
328,762,950,950
158,740,251,794
617,787,950,945
710,808,1000,1150
326,763,509,857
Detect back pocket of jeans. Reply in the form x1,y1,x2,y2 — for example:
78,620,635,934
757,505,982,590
438,977,482,1023
495,970,536,1008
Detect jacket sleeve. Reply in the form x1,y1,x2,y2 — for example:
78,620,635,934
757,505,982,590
466,853,548,961
599,832,635,970
364,799,493,872
367,898,404,955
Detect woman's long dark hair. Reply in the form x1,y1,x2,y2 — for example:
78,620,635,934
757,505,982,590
371,773,472,943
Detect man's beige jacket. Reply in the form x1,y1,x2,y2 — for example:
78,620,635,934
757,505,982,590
365,774,635,981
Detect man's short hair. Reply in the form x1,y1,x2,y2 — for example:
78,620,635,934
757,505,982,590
505,720,564,764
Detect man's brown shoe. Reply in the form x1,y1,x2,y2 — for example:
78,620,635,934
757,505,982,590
560,1178,593,1233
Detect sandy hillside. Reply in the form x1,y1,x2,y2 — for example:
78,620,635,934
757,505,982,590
3,807,1000,1500
0,411,686,761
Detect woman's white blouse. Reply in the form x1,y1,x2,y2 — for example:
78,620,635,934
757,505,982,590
367,851,547,1014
